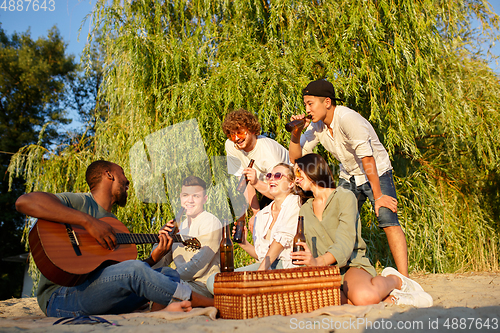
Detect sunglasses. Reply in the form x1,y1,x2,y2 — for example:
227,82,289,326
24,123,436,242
265,172,289,181
228,131,247,142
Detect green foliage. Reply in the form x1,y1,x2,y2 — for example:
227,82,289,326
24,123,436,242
0,25,77,299
9,0,500,276
65,31,108,138
0,25,76,146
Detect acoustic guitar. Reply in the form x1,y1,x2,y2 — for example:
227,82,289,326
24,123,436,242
29,217,201,287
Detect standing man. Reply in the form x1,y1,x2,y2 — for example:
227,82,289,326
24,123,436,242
149,176,222,299
16,160,213,317
222,109,290,231
289,80,408,277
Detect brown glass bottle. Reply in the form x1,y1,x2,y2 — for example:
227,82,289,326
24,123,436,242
220,222,234,272
168,207,186,237
233,214,246,243
285,115,312,132
236,159,255,193
292,216,306,265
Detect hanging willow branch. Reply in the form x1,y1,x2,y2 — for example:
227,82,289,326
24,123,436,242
9,0,500,277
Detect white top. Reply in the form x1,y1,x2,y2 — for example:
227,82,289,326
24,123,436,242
253,194,301,268
225,135,290,181
300,105,393,186
153,210,222,284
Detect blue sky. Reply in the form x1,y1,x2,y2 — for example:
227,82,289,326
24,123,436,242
1,0,499,128
0,0,94,60
1,0,95,130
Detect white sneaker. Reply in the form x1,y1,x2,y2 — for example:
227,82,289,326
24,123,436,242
391,290,433,308
381,267,424,293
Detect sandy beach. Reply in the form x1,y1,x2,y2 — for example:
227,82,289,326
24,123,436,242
1,271,499,333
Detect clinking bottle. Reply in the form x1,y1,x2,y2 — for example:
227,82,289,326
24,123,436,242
233,214,245,243
236,159,255,193
168,207,186,237
285,115,312,132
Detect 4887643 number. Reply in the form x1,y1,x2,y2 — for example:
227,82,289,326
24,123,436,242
1,0,55,11
443,317,498,330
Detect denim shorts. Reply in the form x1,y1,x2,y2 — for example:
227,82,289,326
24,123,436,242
338,170,400,229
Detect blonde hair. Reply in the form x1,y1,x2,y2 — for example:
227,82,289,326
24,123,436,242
273,163,298,195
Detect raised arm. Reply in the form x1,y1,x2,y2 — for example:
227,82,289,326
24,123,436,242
288,115,317,164
288,115,307,164
233,224,258,259
243,167,273,200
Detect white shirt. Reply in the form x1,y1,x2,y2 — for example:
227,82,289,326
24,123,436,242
225,135,290,181
253,194,301,268
300,105,393,186
153,210,222,284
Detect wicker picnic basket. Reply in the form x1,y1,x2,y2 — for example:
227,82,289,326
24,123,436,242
213,266,341,319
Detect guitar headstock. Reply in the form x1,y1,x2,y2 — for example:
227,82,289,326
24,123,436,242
182,238,201,251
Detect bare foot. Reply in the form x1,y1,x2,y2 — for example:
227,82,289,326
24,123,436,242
163,300,192,312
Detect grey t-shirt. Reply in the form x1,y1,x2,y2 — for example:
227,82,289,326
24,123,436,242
36,192,116,314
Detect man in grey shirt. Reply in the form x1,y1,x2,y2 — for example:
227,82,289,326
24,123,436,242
16,160,213,317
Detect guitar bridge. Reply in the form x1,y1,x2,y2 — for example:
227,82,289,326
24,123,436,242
65,224,82,256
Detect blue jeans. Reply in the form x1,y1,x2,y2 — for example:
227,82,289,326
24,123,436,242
46,260,189,317
338,170,399,229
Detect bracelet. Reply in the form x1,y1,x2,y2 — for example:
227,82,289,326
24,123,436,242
375,195,384,202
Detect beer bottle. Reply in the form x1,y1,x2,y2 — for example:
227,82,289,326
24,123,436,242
220,222,234,272
285,115,312,132
168,207,186,237
233,214,246,243
236,159,255,193
292,216,306,265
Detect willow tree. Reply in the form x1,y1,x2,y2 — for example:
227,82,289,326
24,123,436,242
9,0,500,276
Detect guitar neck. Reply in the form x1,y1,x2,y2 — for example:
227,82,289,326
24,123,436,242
115,233,187,245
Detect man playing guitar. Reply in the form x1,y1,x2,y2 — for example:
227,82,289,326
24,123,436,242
16,160,213,317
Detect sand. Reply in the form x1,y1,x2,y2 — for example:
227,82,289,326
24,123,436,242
1,272,499,333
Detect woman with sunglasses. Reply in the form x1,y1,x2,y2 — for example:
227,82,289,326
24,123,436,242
205,163,300,295
290,154,432,307
235,163,302,271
